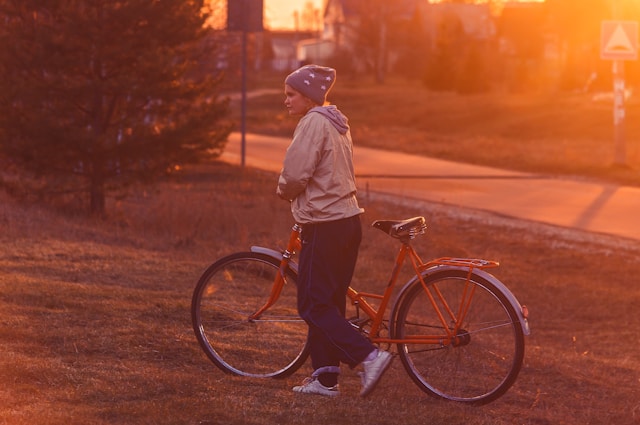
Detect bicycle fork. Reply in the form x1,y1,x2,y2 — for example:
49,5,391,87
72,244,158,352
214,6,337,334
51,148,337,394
248,224,302,321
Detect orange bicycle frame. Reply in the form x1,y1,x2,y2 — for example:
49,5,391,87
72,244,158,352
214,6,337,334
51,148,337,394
251,223,499,347
347,242,498,345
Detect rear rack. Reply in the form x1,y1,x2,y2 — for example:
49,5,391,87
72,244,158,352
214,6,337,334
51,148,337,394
424,257,500,269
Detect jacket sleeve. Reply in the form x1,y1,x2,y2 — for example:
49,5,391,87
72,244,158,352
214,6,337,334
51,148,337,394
276,115,324,201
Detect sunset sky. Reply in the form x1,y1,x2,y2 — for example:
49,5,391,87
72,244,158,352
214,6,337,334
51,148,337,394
264,0,323,30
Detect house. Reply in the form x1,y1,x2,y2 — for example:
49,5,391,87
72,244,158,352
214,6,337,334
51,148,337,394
291,0,496,75
318,0,418,69
268,30,314,71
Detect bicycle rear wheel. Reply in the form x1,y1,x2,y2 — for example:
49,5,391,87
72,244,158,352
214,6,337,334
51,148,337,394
191,252,309,378
392,269,525,405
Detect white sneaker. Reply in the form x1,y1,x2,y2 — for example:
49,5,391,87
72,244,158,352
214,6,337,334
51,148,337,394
293,377,339,397
359,350,393,397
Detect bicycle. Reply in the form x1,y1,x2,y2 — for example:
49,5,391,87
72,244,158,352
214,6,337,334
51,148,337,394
191,216,530,405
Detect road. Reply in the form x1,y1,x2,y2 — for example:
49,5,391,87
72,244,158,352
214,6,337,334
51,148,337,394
221,132,640,243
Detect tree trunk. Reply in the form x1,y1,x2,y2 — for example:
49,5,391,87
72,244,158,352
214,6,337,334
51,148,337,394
375,20,387,84
90,178,106,217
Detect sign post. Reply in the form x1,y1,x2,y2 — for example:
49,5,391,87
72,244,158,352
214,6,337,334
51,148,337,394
600,20,638,166
228,0,264,168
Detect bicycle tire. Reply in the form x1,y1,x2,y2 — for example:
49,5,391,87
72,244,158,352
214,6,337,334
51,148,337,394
391,269,525,405
191,252,309,378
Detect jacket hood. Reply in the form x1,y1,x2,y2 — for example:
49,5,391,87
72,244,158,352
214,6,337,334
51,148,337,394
309,105,349,134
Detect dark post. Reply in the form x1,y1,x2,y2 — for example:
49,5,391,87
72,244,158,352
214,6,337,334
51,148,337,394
227,0,264,168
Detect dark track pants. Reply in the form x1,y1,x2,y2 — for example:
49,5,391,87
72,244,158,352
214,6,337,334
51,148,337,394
297,214,375,375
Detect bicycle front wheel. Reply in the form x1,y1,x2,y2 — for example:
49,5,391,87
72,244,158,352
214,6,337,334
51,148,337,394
392,269,525,405
191,252,309,378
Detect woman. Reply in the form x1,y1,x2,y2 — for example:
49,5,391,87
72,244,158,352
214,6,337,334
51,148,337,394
277,64,393,397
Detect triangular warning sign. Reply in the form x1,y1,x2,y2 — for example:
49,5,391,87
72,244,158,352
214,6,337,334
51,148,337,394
604,24,635,53
601,21,638,60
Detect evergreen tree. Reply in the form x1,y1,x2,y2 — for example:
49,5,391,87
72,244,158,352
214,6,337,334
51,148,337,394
545,0,609,91
0,0,232,216
456,40,490,94
423,12,464,91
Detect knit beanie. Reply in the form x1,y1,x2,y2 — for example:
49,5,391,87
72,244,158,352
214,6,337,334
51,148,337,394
285,65,336,106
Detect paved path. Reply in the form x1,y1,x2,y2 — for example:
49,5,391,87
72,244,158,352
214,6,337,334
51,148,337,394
222,132,640,243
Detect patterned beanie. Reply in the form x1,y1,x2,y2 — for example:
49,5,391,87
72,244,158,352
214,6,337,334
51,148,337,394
285,64,336,106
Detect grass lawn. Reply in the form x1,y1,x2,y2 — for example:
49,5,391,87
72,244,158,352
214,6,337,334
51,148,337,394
1,162,639,424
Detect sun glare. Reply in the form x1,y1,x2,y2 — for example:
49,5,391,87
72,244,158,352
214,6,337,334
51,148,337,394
211,0,551,31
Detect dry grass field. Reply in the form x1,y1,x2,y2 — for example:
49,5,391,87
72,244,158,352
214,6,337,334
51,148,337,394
2,159,640,425
2,81,640,424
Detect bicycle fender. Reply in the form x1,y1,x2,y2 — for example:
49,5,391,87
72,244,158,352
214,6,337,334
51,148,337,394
467,267,530,336
404,265,530,336
250,246,281,261
250,246,299,274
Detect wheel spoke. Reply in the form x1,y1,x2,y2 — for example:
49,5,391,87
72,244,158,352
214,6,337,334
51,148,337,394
192,253,309,378
393,270,525,404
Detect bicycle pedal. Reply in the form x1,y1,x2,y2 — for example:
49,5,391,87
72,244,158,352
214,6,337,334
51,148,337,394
348,317,369,327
